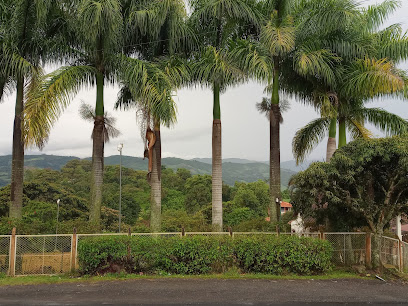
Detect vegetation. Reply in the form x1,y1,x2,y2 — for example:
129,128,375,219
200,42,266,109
0,155,296,188
77,235,333,275
0,160,292,234
0,0,407,236
290,137,408,268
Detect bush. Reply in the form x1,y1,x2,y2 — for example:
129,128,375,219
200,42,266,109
233,235,332,274
78,235,332,276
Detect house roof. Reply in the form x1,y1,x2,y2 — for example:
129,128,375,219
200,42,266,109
281,201,292,208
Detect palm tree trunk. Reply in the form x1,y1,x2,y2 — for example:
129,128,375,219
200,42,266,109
338,117,346,148
326,118,337,162
269,62,280,224
9,76,25,219
212,83,223,231
150,123,162,232
89,72,104,226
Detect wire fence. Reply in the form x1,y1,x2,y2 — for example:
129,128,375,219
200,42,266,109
0,235,10,275
403,241,408,273
15,235,73,276
380,236,400,269
324,233,367,266
1,231,406,276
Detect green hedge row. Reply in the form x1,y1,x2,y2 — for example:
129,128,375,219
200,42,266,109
77,235,333,275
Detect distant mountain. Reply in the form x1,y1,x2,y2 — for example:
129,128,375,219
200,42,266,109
193,158,259,164
0,154,298,188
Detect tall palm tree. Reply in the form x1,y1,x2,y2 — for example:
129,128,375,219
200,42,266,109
118,0,191,232
116,78,177,232
23,0,170,226
2,0,66,218
189,0,260,231
292,1,408,163
229,0,349,223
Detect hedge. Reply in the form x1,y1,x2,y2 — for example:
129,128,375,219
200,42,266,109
77,235,332,275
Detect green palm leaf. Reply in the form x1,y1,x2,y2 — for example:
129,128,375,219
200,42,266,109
24,65,97,148
292,117,331,165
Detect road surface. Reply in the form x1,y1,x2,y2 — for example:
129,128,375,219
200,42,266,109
0,278,407,305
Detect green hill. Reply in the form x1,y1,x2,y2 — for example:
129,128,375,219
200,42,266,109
0,154,297,188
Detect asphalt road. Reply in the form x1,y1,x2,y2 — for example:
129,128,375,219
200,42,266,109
0,278,407,305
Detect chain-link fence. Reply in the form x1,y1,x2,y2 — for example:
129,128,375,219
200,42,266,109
131,232,182,238
14,235,72,275
380,236,400,269
402,241,408,273
0,235,10,275
324,233,367,266
3,231,408,276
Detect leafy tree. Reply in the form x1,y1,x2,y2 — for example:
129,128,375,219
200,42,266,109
184,174,212,213
291,137,408,268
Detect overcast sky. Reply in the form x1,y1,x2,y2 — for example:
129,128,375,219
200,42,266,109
0,0,407,163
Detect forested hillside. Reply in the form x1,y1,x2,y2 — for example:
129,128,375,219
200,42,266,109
0,160,292,234
0,155,296,188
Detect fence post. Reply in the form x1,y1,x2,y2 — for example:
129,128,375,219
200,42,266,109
181,227,185,237
365,233,372,268
228,227,233,238
399,239,403,273
71,228,77,273
8,227,16,277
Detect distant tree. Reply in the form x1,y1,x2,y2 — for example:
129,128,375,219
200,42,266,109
184,175,212,213
290,137,408,268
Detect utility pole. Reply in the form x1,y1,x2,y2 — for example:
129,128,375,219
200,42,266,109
117,143,123,232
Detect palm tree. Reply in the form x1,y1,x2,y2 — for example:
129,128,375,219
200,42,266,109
292,1,408,163
1,0,66,218
24,0,160,225
116,80,177,232
229,0,349,223
189,0,260,231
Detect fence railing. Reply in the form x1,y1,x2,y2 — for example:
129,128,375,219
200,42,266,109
1,229,405,276
324,233,367,266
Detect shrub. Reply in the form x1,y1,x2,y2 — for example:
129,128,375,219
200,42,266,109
77,236,130,274
233,235,332,274
77,235,332,276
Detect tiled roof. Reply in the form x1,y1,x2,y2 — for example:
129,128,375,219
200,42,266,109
281,201,292,208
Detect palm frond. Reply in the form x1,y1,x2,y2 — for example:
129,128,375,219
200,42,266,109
24,65,97,148
360,0,400,32
261,18,295,57
353,107,408,136
346,119,373,141
293,46,339,87
343,58,405,98
292,117,331,165
79,102,120,143
191,45,245,90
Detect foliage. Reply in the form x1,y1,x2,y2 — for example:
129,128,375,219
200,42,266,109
78,235,332,275
233,235,332,274
291,137,408,234
0,159,295,234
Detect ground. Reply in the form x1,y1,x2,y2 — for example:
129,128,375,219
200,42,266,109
0,278,407,304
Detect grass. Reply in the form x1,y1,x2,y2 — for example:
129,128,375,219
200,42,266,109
0,269,367,287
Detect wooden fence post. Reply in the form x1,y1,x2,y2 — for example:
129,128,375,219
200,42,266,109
8,227,16,277
71,228,77,273
228,227,233,238
181,227,185,237
365,233,372,269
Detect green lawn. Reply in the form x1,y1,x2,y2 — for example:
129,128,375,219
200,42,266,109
0,270,367,287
